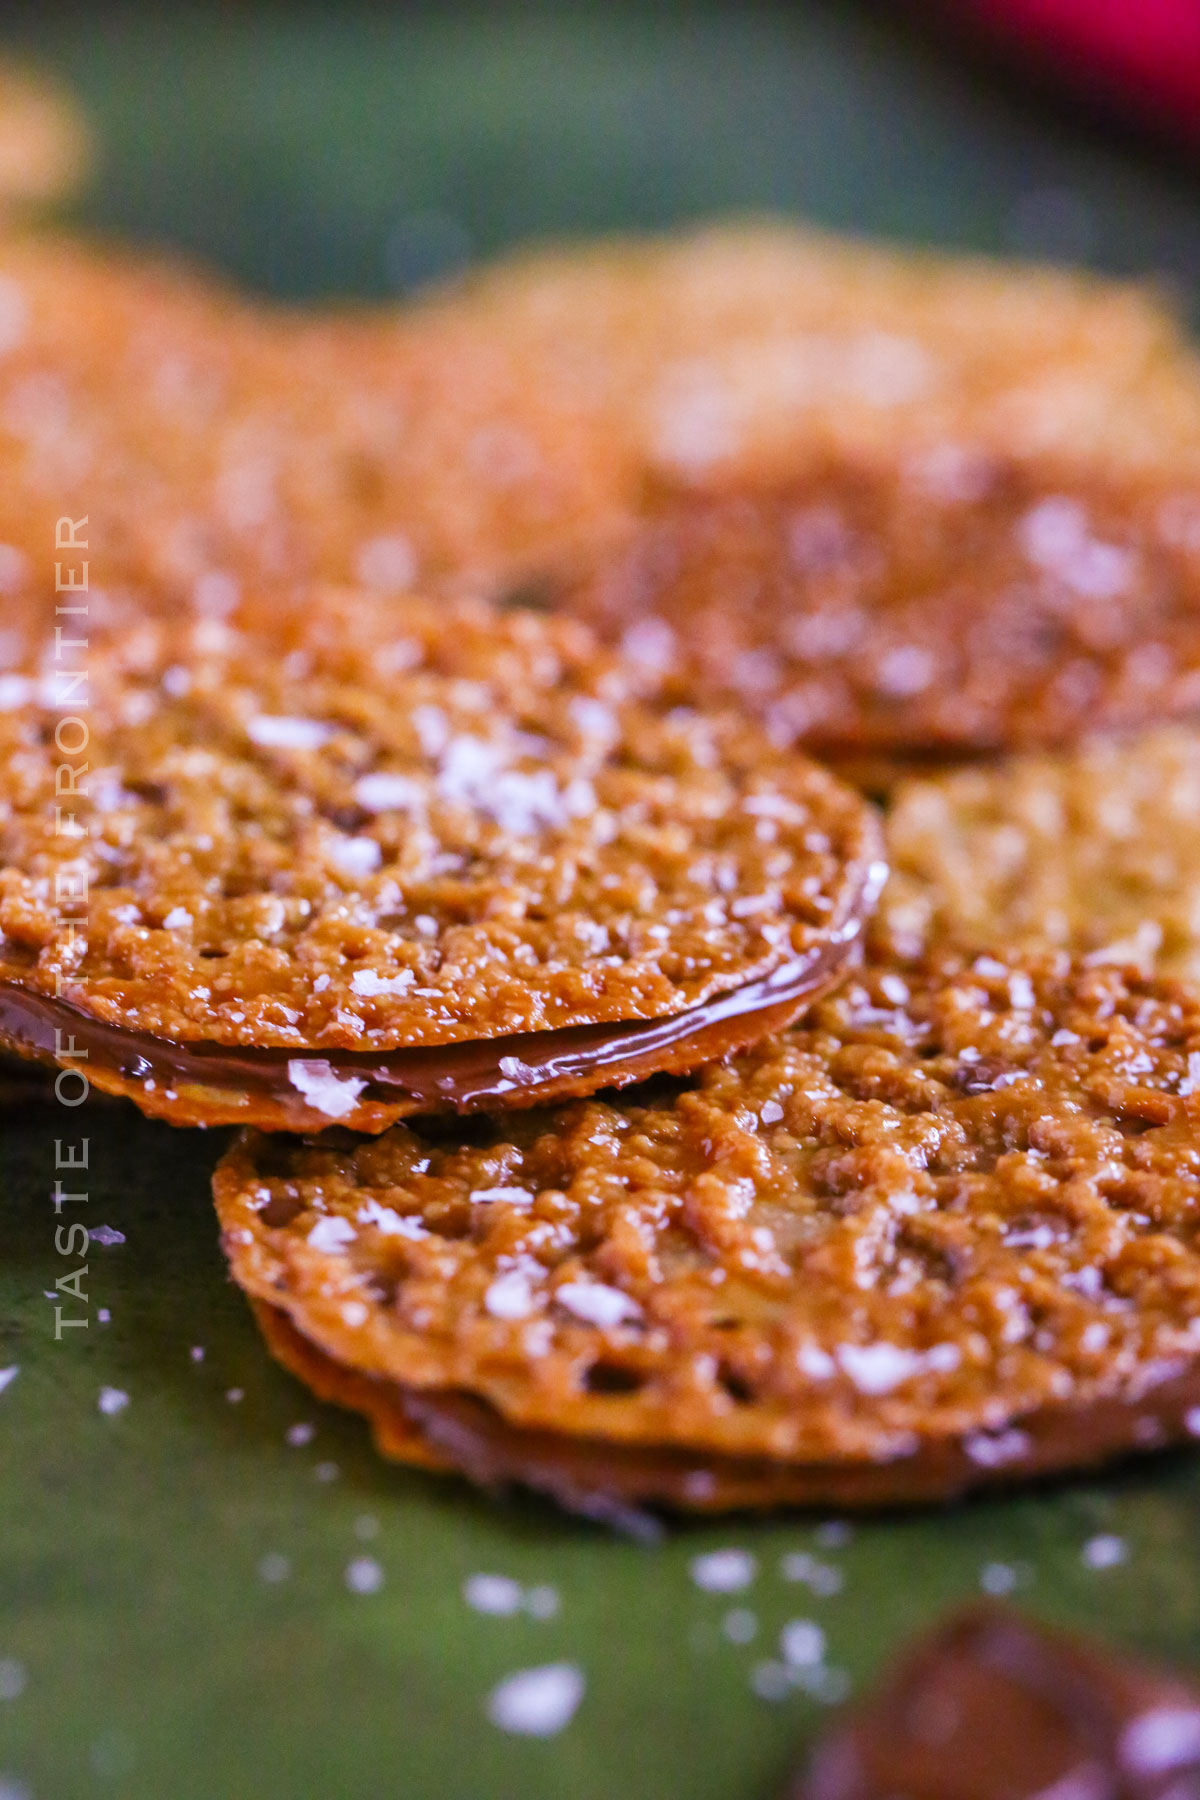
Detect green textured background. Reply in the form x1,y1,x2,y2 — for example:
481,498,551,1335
1,7,1199,1798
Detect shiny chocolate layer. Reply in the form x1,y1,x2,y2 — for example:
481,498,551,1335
0,886,879,1128
793,1603,1200,1800
254,1298,1200,1521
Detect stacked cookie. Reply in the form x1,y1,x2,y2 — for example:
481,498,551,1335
3,225,1200,1517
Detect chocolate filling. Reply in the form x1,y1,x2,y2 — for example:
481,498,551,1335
0,899,874,1123
791,1603,1200,1800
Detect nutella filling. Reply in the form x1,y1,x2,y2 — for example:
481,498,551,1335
0,914,869,1119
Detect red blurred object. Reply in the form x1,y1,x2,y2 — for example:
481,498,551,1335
963,0,1200,144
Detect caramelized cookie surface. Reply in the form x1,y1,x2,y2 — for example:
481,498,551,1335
217,947,1200,1500
0,590,879,1127
880,727,1200,975
558,464,1200,755
1,224,1198,614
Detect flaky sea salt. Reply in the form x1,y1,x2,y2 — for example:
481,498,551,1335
469,1187,532,1207
780,1620,825,1668
463,1574,524,1617
554,1281,641,1328
1082,1534,1127,1570
353,772,426,813
484,1271,537,1321
306,1215,356,1254
837,1341,958,1395
690,1549,757,1593
357,1198,426,1238
350,968,413,998
247,715,335,752
327,836,383,881
486,1664,584,1737
287,1060,367,1120
345,1556,385,1595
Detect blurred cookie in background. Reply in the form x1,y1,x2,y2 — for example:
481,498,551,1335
0,60,90,212
878,726,1200,976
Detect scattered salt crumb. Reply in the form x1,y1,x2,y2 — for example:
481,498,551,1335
0,1777,31,1800
353,772,426,813
1121,1706,1200,1774
838,1341,955,1395
341,1301,369,1329
964,1428,1032,1468
980,1561,1018,1596
97,1309,111,1325
464,1574,524,1617
0,674,33,710
1184,1407,1200,1438
0,1661,26,1702
327,836,383,881
690,1548,758,1593
750,1661,792,1702
486,1664,584,1737
484,1271,537,1321
306,1215,356,1254
225,1388,244,1405
345,1557,385,1595
288,1060,367,1121
0,1369,17,1398
1082,1534,1127,1570
723,1609,758,1645
89,1225,125,1248
525,1585,559,1621
314,1461,340,1483
247,715,335,752
555,1281,641,1328
285,1422,315,1448
779,1553,843,1597
189,1346,205,1363
759,1100,784,1125
469,1187,532,1207
257,1553,291,1584
350,968,413,997
98,1387,129,1417
357,1199,426,1239
780,1620,826,1668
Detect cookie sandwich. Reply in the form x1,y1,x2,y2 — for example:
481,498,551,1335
218,946,1200,1515
0,589,882,1131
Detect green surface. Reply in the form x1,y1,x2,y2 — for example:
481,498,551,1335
1,6,1199,1798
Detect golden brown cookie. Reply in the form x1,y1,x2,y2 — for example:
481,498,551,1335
879,727,1200,975
217,947,1200,1513
0,63,90,212
0,589,881,1130
556,460,1200,756
419,225,1200,495
0,223,1198,615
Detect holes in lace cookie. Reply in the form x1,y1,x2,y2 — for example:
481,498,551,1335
583,1361,646,1396
718,1365,755,1405
258,1189,305,1229
125,779,169,806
